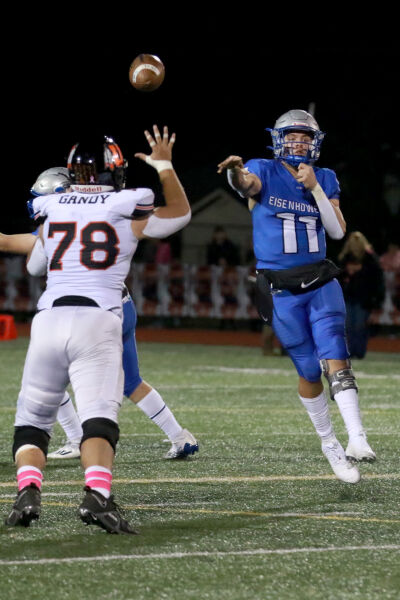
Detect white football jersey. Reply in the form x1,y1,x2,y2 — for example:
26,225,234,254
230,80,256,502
32,187,154,314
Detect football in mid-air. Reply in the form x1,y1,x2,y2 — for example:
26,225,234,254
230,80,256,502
129,54,165,92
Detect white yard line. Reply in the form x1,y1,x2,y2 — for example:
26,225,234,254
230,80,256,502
1,497,398,525
0,472,399,489
0,494,216,506
200,366,296,376
0,494,363,515
116,431,399,437
198,366,400,380
0,492,82,499
1,545,399,566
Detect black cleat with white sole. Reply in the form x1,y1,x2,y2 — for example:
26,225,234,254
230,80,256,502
5,483,41,527
78,487,138,535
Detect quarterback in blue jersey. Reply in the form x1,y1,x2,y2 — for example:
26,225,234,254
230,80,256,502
0,167,198,461
218,109,375,484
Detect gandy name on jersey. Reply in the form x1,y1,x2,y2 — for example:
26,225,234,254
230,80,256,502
245,159,340,270
57,193,111,204
31,187,154,316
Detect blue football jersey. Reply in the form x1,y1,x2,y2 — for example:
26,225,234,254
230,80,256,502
245,159,340,269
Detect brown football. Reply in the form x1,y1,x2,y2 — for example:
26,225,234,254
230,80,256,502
129,54,165,92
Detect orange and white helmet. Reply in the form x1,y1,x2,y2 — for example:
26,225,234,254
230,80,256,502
67,135,127,191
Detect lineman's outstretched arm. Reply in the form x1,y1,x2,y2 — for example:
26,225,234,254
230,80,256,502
132,125,191,240
217,155,262,198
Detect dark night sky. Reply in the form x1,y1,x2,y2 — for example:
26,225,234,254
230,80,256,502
5,21,400,252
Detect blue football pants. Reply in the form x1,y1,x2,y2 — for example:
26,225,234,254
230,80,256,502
271,279,349,382
122,297,143,397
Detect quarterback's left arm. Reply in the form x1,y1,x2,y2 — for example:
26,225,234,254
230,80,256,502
327,198,346,234
297,163,345,240
0,232,36,254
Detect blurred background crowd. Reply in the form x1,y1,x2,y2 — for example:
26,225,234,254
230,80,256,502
1,213,399,359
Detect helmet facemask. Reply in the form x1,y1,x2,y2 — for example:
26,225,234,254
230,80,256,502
270,127,325,167
266,109,325,167
71,162,99,185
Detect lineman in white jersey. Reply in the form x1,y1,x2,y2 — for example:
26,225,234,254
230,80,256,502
0,167,198,460
5,126,191,533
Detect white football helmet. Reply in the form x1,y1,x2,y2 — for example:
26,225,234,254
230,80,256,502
30,167,71,196
267,109,325,167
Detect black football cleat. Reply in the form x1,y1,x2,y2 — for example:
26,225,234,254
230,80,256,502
78,487,138,535
5,483,41,527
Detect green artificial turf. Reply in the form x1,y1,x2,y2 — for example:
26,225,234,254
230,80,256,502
0,339,399,599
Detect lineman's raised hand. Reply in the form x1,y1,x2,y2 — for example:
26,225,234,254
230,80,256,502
135,125,176,172
217,155,244,174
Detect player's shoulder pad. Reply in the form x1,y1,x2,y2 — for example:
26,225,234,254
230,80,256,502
315,166,336,176
111,187,155,218
245,157,271,168
316,166,339,185
315,167,340,199
244,158,273,175
30,193,58,221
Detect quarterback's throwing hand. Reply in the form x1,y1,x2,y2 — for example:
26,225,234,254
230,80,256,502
296,162,317,190
217,155,244,174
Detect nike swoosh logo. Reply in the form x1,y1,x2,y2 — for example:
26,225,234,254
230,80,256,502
301,277,319,289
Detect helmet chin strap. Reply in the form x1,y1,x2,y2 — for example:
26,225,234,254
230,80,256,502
282,160,299,171
280,160,300,176
279,155,313,169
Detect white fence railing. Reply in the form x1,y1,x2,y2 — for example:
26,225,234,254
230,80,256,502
1,256,399,325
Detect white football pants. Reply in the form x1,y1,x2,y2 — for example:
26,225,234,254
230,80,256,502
15,307,123,435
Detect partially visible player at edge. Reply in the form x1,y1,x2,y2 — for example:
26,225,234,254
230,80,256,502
217,109,376,484
4,126,191,533
0,169,198,461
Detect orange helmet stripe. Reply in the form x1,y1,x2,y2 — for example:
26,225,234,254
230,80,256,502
106,143,124,169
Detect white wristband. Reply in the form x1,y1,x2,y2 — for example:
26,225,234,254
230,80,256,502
311,183,344,240
145,157,173,173
227,168,245,198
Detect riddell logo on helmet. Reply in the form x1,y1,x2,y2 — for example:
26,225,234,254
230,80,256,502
72,185,106,193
